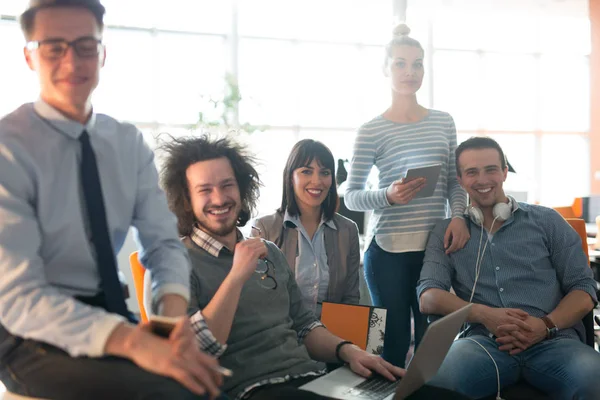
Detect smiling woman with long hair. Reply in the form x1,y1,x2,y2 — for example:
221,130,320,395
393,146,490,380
250,139,360,316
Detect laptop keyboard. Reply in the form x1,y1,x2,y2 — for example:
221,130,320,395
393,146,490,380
345,375,400,400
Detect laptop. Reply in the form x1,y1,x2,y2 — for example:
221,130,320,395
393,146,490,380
300,304,472,400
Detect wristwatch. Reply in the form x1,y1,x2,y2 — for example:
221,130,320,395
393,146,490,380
541,316,558,339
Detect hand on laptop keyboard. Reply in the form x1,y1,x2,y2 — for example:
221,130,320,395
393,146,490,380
339,344,405,382
347,374,401,400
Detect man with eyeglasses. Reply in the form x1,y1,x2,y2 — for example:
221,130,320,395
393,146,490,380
0,1,224,399
159,135,468,400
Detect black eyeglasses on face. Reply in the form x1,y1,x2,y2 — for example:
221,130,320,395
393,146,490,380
26,36,103,60
255,258,277,290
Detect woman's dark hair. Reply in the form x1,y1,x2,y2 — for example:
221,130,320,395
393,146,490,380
278,139,338,221
159,134,261,237
455,136,507,177
20,0,106,40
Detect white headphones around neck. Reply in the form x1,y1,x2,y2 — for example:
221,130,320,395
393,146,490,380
466,196,517,227
465,195,517,400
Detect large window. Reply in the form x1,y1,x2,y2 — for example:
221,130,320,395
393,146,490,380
0,0,592,211
237,0,390,44
432,50,481,130
0,0,392,218
408,0,591,206
94,29,155,122
237,0,391,210
0,20,38,117
238,38,301,126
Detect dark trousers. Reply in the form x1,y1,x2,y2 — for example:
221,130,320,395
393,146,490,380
0,325,221,400
247,376,469,400
363,241,428,368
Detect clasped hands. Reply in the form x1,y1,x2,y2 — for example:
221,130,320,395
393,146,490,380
483,308,548,355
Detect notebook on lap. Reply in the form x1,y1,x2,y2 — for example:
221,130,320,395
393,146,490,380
300,304,472,400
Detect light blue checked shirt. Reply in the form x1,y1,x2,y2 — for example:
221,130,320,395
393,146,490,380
0,100,190,357
283,211,334,315
417,202,598,341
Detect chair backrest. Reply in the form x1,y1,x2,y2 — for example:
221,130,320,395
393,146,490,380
555,206,577,219
554,198,584,219
565,218,589,263
572,197,584,219
129,251,148,322
564,218,597,347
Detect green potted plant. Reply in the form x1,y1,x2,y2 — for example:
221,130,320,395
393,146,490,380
195,72,267,135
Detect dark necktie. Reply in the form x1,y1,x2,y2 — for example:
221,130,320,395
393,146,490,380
79,130,130,320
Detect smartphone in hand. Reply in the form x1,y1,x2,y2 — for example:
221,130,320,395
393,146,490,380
149,315,179,338
148,315,235,378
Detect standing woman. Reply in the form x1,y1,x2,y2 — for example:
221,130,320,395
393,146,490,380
344,24,469,367
251,139,360,317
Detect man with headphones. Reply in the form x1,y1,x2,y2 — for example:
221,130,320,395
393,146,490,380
416,137,600,400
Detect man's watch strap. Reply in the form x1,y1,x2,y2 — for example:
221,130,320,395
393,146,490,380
541,316,558,339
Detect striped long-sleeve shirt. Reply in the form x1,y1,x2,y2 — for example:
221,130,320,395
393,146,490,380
345,110,467,253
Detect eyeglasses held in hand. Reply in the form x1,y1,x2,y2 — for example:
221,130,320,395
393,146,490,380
26,36,103,60
255,258,277,290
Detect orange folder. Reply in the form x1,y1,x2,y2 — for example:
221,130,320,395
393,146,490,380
321,302,387,354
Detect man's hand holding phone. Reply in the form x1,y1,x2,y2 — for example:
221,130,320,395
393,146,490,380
149,315,233,377
109,316,230,398
149,315,179,338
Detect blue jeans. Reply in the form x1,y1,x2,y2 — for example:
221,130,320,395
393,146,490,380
428,335,600,399
363,240,427,368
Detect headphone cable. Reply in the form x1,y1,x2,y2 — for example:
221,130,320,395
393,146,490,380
462,337,505,400
469,216,499,303
466,217,504,400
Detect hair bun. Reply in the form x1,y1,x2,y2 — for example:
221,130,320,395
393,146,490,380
393,23,411,37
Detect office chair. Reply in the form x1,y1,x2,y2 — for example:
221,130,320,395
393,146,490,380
129,251,149,322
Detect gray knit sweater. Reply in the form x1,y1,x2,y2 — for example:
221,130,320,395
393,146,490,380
184,237,326,398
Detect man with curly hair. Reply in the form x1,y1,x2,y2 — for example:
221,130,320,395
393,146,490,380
160,134,469,400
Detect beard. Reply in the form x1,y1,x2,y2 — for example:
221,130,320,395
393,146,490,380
195,201,241,238
196,217,238,238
